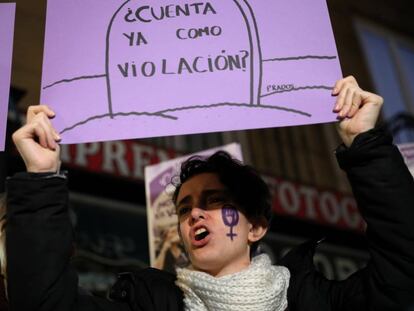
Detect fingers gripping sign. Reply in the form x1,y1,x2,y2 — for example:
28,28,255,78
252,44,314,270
12,105,62,173
332,76,384,147
26,104,56,122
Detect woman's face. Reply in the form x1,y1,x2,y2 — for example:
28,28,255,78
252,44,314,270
176,173,264,277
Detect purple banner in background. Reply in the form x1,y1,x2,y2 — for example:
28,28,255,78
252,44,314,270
41,0,342,144
0,3,15,151
145,142,242,269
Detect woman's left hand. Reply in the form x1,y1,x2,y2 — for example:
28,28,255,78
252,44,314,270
333,76,384,147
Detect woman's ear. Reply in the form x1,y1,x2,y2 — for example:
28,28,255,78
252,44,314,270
248,218,268,243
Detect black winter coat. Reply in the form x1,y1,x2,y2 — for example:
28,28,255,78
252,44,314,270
6,129,414,311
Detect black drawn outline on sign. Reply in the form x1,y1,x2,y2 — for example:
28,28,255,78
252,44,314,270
43,74,107,90
106,0,131,118
41,0,338,135
263,55,337,62
60,101,312,134
232,0,254,105
242,0,263,105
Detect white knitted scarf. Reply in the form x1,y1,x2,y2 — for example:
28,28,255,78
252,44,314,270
175,254,290,311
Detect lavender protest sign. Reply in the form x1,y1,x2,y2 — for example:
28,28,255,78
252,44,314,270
41,0,341,144
0,3,15,151
144,143,242,272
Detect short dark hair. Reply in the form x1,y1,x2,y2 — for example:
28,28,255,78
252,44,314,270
172,151,272,254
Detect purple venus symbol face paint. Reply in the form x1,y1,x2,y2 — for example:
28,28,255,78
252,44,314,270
221,204,239,241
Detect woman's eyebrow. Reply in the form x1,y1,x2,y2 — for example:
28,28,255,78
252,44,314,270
202,189,231,198
176,195,191,208
177,189,230,207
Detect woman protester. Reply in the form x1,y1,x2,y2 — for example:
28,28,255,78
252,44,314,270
6,76,414,310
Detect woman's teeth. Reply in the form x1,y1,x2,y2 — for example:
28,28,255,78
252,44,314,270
195,228,207,235
195,228,209,241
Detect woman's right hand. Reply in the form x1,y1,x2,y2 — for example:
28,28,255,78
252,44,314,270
12,105,61,173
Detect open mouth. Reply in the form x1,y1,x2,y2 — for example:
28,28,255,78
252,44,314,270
194,227,210,241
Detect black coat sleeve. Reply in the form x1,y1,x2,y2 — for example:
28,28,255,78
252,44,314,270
281,129,414,311
6,173,131,311
333,128,414,310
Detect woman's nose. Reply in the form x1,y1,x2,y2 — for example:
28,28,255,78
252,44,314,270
190,207,205,222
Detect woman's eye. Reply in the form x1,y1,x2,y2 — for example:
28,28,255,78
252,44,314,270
207,196,224,205
178,207,190,216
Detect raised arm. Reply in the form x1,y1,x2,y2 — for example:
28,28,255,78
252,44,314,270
6,106,132,310
333,76,414,309
7,105,76,310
